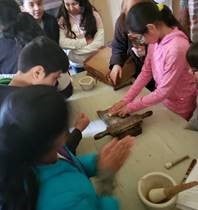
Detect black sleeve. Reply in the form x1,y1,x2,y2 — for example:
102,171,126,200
66,128,82,155
59,81,73,99
109,14,130,69
51,17,60,44
43,13,60,44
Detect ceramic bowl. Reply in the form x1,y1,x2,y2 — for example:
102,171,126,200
78,76,96,91
138,172,177,210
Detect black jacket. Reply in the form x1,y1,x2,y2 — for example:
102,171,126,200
0,37,22,74
109,13,142,75
43,12,59,44
109,14,155,90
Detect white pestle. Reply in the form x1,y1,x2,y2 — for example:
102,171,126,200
148,181,198,203
148,188,167,203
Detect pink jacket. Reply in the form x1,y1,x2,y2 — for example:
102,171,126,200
123,28,197,120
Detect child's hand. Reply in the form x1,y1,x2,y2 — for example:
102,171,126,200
116,106,131,118
74,113,90,132
108,100,127,116
98,136,134,173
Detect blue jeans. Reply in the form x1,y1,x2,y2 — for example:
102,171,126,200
70,66,85,74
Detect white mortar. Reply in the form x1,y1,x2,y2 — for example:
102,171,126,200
78,76,96,91
138,172,177,210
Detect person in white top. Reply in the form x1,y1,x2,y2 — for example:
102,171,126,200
58,0,104,73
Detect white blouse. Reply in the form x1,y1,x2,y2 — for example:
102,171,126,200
59,11,104,67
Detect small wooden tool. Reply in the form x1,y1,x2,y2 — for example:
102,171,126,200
165,155,190,169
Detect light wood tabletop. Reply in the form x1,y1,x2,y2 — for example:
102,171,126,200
67,72,197,210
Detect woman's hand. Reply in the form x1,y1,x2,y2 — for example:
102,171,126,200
98,136,134,173
74,113,90,132
109,65,122,85
108,100,127,116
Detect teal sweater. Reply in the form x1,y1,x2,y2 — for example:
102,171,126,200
36,152,119,210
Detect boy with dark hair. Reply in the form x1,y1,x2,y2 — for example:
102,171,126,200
0,36,88,154
1,36,72,99
10,36,73,98
19,0,59,43
186,42,198,131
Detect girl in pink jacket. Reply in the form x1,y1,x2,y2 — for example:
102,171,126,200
109,2,197,120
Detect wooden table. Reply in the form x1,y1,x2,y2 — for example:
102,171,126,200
68,72,197,210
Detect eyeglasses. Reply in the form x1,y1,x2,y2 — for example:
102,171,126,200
128,33,145,47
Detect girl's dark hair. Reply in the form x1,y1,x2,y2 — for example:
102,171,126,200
186,42,198,70
18,36,69,74
58,0,97,39
0,0,44,47
126,2,188,37
0,85,68,210
118,0,155,34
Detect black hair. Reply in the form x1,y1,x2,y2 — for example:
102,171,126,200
3,12,44,46
18,36,69,74
57,0,97,39
0,0,44,47
0,85,68,210
126,2,188,37
0,0,20,31
186,42,198,71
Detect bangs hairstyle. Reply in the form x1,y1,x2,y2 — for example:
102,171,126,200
126,2,184,35
18,36,69,74
186,43,198,70
126,2,159,34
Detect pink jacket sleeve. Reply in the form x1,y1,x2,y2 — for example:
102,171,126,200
123,47,153,103
125,49,187,112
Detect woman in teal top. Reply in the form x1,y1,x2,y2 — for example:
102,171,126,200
0,85,133,210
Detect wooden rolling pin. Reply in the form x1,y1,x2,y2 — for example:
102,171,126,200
94,111,153,139
148,181,198,203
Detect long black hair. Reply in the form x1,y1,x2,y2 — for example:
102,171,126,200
126,2,188,37
0,85,68,210
58,0,97,39
0,0,44,47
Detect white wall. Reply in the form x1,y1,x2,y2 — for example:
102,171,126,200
91,0,179,43
91,0,122,43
